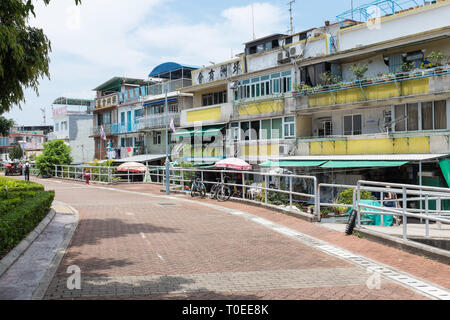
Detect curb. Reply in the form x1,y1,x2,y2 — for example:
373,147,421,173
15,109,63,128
32,203,80,300
164,188,318,223
0,209,56,278
354,227,450,265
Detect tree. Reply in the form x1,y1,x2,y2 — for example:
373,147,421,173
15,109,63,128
0,0,81,114
36,140,72,177
9,144,23,161
0,116,15,136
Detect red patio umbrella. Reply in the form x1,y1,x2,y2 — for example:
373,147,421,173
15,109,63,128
215,158,252,171
117,162,146,173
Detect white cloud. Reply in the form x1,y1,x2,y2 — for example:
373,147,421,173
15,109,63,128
11,1,287,125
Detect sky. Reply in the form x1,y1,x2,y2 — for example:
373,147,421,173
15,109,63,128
6,0,370,126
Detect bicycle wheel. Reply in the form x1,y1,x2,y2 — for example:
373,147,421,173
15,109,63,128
190,183,197,197
217,185,232,202
209,184,218,199
345,210,357,235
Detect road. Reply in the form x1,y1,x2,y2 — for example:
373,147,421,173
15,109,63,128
26,177,450,300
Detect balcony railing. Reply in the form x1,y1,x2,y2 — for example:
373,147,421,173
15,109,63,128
138,113,180,131
144,78,192,96
91,124,112,136
111,122,140,134
298,65,450,96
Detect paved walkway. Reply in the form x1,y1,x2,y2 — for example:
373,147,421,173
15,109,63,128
6,177,450,300
0,201,78,300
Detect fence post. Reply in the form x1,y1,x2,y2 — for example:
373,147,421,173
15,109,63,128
380,191,384,226
425,194,429,238
402,186,407,241
265,175,268,205
242,173,245,200
128,170,130,184
55,165,57,178
437,197,442,230
289,176,293,209
357,182,361,227
181,168,185,190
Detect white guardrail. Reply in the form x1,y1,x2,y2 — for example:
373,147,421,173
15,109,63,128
50,164,450,240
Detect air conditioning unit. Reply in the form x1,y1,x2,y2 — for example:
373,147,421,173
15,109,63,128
289,47,296,56
279,145,289,156
229,81,238,90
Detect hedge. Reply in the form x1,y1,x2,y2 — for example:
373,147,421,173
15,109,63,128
0,177,54,258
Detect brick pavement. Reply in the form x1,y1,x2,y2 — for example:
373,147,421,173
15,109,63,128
27,178,447,300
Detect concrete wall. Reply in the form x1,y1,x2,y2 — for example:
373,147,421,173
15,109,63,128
68,116,94,163
338,2,450,52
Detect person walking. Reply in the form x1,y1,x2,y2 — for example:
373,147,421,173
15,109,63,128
24,161,30,181
384,186,401,225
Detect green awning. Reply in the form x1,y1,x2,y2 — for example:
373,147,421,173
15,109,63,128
173,129,196,138
173,126,224,138
439,159,450,187
194,126,224,137
320,161,409,168
260,160,326,167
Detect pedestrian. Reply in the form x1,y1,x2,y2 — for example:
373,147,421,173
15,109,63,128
24,161,30,181
384,186,401,225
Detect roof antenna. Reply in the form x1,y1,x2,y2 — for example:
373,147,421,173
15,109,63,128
288,0,296,35
251,4,256,40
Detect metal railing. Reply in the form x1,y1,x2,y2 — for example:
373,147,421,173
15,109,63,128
138,113,180,130
51,164,319,218
298,64,450,97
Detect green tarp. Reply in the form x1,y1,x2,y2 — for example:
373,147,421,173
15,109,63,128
347,200,393,227
439,159,450,187
259,160,326,167
320,161,408,168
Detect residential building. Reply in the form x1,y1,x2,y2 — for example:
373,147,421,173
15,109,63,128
48,97,95,163
91,77,148,160
1,126,53,161
177,0,450,188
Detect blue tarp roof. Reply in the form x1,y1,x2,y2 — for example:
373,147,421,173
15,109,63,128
149,62,199,77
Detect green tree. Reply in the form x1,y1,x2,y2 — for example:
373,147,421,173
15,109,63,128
0,0,81,114
0,116,15,136
9,144,23,160
36,140,72,177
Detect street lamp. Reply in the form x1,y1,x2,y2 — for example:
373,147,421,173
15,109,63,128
165,84,170,195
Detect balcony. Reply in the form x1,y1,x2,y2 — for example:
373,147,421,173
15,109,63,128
295,130,450,156
91,124,112,136
297,65,450,110
144,78,192,96
111,122,140,134
138,113,180,131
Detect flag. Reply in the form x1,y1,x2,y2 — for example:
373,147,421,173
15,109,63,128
170,118,176,133
100,125,106,141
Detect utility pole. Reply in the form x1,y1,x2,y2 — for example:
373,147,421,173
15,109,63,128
288,0,296,35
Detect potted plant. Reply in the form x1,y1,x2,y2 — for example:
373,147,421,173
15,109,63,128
350,63,368,85
428,51,447,73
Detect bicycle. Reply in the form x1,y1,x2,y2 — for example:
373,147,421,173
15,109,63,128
190,176,206,198
210,175,233,202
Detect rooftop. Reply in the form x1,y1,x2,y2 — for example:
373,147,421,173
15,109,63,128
93,77,147,93
148,62,199,79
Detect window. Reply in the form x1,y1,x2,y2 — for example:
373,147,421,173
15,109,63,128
422,100,447,130
257,44,264,53
407,103,419,131
169,103,178,113
230,123,239,140
261,119,271,140
202,91,227,106
318,120,332,137
272,118,282,139
134,109,142,119
153,132,161,145
240,122,250,141
55,123,59,131
395,104,406,132
284,117,295,138
285,37,293,45
344,114,362,135
121,112,125,125
250,121,260,140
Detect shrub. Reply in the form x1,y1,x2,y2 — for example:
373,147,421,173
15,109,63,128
338,188,374,205
0,177,54,257
36,140,72,177
350,63,369,80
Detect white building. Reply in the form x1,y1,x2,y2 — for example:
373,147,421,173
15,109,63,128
48,97,95,163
